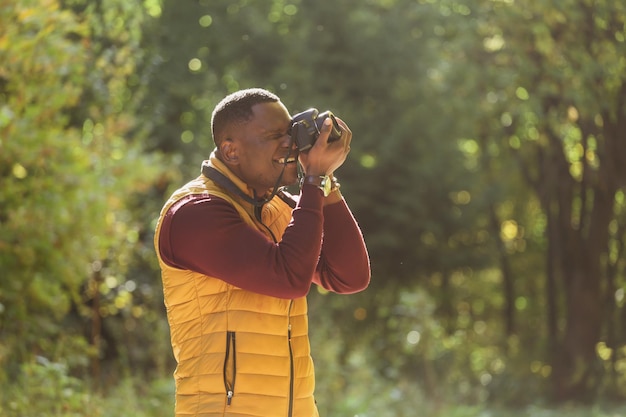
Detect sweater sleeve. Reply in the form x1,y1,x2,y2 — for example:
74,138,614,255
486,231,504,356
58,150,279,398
313,198,371,293
158,186,326,299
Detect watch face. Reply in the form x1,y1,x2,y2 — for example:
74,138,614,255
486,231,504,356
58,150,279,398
322,175,331,197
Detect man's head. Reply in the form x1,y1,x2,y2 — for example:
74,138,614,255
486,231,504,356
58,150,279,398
210,88,299,197
211,88,281,148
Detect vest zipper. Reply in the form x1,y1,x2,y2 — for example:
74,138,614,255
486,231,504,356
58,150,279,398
223,331,236,405
288,300,294,417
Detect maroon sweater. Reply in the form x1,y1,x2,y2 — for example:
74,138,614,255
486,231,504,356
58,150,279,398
158,184,370,299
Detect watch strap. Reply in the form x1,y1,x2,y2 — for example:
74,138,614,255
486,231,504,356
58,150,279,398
301,175,340,196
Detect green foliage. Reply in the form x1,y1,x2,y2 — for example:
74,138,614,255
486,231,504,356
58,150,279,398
0,0,165,380
1,0,625,414
440,0,626,401
2,358,625,417
1,358,93,417
3,357,626,417
0,358,175,417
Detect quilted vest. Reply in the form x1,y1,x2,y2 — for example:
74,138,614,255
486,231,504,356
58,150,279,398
154,156,318,417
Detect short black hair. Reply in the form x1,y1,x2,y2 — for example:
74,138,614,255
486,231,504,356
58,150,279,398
211,88,280,147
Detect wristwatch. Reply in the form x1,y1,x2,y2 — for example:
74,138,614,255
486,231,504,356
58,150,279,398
301,175,340,197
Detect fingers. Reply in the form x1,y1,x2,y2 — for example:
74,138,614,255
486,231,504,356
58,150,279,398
299,115,352,176
319,117,334,142
334,117,352,151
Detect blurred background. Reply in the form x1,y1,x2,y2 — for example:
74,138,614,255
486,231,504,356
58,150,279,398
1,0,626,416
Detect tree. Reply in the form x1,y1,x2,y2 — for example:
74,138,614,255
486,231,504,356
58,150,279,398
453,0,626,401
0,0,163,385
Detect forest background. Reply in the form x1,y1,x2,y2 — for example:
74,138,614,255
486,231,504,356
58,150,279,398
1,0,626,416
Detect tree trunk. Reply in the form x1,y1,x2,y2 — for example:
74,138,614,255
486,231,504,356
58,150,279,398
91,269,102,391
551,173,615,401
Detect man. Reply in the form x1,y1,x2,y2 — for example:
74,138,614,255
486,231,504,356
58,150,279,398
154,88,370,417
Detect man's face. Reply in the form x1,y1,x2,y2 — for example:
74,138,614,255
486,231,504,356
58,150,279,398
230,101,298,196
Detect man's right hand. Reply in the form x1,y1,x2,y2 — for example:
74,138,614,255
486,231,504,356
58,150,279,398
299,116,352,177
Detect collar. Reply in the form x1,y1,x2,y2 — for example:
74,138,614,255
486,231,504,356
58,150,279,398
202,150,285,208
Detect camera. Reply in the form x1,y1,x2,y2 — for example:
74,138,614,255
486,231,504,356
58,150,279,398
290,108,342,152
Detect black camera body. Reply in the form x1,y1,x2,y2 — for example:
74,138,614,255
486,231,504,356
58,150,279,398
290,108,342,152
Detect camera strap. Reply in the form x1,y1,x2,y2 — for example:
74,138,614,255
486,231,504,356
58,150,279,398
202,165,296,209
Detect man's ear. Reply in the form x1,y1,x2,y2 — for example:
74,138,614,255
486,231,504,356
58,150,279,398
219,139,239,164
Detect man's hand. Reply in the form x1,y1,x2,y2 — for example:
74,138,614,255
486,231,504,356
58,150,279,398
299,116,352,177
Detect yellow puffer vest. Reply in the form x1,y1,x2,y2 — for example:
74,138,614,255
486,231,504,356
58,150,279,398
154,156,318,417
